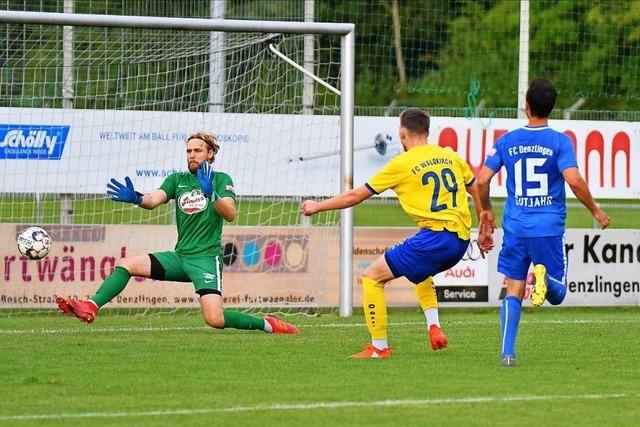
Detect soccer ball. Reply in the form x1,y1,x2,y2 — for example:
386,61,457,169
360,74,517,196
17,227,52,260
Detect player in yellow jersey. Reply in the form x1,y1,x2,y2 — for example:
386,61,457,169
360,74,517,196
301,108,491,358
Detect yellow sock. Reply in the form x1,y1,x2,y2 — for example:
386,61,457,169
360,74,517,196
361,276,388,340
414,276,438,310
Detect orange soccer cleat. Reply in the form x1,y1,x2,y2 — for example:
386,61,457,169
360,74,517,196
429,325,448,351
56,297,98,324
349,344,392,359
264,315,300,334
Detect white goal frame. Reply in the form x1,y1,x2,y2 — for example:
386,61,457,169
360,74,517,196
0,10,356,317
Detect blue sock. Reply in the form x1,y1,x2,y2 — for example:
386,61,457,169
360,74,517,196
500,296,522,358
546,279,567,305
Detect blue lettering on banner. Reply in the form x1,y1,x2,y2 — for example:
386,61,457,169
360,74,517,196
0,124,70,159
98,131,188,142
215,134,251,143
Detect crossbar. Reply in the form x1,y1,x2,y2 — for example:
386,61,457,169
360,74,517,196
0,10,354,34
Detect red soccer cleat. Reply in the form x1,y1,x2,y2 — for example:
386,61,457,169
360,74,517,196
56,297,99,324
349,344,392,359
264,315,299,334
429,325,448,351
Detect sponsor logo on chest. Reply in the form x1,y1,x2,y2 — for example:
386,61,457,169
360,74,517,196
178,190,208,215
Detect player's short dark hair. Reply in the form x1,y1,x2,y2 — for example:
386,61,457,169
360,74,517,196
400,108,430,135
526,78,557,118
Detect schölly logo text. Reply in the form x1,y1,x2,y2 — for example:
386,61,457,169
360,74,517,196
0,124,70,159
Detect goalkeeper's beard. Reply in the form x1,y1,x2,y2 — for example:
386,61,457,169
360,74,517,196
188,161,199,174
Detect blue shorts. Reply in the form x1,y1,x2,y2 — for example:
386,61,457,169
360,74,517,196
498,233,567,285
384,228,470,284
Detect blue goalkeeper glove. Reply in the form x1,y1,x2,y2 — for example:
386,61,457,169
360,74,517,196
107,176,143,204
196,161,216,198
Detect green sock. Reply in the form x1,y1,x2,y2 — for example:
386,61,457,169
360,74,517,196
223,310,265,331
91,266,131,307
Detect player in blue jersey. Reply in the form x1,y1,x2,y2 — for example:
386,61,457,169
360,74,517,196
476,78,610,367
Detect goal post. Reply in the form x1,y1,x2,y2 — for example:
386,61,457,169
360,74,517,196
0,11,355,317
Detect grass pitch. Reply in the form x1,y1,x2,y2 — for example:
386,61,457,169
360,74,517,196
1,307,638,426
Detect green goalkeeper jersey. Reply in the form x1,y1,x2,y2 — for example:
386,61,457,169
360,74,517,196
160,171,236,256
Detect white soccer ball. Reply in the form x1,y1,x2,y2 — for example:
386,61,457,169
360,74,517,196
17,226,52,260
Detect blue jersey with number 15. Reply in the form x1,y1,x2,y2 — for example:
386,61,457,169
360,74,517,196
483,125,578,237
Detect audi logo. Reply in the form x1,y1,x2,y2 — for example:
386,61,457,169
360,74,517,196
462,239,483,261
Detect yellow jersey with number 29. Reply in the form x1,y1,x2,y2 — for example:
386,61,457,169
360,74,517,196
365,144,475,240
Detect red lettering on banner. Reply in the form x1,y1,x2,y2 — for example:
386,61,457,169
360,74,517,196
21,257,31,282
611,132,630,187
37,257,58,282
493,129,508,185
61,256,75,282
61,245,75,282
493,129,508,140
563,130,578,156
80,257,95,281
432,124,632,192
430,122,634,195
439,127,508,183
438,127,458,151
585,131,605,187
465,129,486,176
100,257,115,280
2,247,144,284
444,267,475,278
4,255,16,281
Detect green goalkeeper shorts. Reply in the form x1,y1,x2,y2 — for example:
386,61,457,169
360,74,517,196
149,251,224,295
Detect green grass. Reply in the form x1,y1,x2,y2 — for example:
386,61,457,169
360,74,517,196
2,196,639,228
0,307,638,426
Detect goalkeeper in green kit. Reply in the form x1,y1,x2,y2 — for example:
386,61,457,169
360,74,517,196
57,131,299,335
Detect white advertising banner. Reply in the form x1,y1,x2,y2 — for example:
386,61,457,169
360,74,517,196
1,108,638,198
488,229,640,306
0,108,342,196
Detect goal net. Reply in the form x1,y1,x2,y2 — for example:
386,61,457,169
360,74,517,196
0,13,353,317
